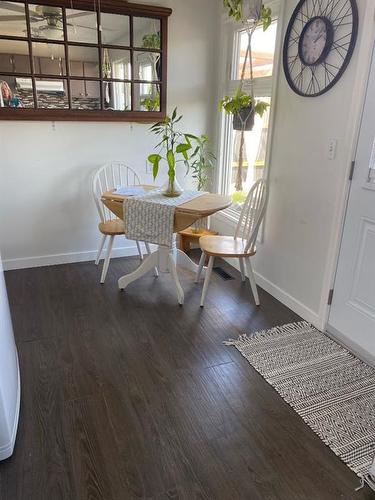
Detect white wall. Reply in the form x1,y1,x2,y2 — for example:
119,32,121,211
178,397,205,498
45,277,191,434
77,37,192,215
0,0,220,269
212,0,375,328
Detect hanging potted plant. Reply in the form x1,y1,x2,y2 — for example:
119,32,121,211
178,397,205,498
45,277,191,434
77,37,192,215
219,87,269,131
148,108,193,197
223,0,271,28
219,0,272,192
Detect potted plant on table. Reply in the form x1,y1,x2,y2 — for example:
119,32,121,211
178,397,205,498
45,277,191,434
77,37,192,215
148,108,193,197
220,0,272,192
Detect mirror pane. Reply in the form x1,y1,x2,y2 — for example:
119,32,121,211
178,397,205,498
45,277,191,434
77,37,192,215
35,77,68,108
0,39,30,73
66,9,97,44
32,42,65,75
102,48,131,80
68,46,99,77
101,12,129,46
70,80,100,109
134,83,160,111
134,51,160,81
0,75,34,108
0,1,27,37
103,81,131,111
133,17,160,49
29,4,64,41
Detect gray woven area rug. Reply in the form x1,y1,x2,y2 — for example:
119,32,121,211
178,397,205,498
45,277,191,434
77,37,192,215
225,321,375,477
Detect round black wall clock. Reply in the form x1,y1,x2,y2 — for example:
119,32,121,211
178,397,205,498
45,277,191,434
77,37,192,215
283,0,358,97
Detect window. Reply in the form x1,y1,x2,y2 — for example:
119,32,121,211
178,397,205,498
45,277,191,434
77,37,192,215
218,11,279,215
0,0,171,121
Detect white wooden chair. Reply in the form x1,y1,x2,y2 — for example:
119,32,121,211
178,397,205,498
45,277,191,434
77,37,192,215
196,179,267,307
93,162,153,283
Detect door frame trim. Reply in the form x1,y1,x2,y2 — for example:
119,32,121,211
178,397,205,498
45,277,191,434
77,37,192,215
320,4,375,333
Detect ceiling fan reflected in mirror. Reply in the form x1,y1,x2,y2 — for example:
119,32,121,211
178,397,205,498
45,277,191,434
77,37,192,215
0,2,97,38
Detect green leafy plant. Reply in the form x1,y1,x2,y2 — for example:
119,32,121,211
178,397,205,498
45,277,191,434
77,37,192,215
223,0,272,30
141,93,160,112
231,190,247,204
219,87,269,118
148,108,193,195
142,32,161,49
186,134,216,191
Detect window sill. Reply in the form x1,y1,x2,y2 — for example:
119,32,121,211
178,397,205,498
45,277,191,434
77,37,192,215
213,208,240,227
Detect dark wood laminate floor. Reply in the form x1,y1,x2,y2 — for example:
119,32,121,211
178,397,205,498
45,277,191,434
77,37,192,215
0,253,373,500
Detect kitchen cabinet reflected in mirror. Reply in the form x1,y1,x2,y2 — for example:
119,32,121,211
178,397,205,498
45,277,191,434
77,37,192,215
71,80,100,109
0,40,30,73
32,42,66,75
69,46,99,77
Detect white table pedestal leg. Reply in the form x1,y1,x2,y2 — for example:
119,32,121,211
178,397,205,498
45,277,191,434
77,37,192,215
118,252,158,291
117,235,185,305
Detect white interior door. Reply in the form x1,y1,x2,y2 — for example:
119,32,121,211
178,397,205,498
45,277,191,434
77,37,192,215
328,44,375,363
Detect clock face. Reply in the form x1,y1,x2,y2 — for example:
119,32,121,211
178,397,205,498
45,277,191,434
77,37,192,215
299,17,333,66
283,0,358,97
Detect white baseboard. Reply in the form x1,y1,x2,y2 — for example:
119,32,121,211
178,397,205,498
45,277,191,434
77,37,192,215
254,271,322,328
223,257,321,328
2,244,142,271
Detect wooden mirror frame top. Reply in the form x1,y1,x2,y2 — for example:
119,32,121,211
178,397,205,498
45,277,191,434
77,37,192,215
0,0,172,121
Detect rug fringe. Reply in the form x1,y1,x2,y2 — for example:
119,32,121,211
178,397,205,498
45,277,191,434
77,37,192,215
223,320,312,346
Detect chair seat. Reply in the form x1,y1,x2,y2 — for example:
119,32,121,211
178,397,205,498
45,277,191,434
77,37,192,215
199,235,256,258
98,219,125,236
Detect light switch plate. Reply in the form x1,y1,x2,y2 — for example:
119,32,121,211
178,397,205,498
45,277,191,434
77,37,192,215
328,139,337,160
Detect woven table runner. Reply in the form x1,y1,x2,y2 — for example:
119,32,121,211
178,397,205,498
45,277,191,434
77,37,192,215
124,189,205,246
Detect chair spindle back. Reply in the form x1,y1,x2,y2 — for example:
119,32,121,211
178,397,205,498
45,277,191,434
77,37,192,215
93,162,140,222
234,179,268,253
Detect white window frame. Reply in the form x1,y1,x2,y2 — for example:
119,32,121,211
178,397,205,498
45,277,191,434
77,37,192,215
215,0,285,226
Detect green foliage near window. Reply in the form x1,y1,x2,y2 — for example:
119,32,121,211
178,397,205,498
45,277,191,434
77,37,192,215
186,134,216,191
141,93,160,111
142,32,161,49
231,190,247,204
219,87,269,118
223,0,272,30
148,108,192,184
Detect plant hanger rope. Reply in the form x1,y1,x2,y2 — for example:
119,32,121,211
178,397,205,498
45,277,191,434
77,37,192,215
220,0,272,191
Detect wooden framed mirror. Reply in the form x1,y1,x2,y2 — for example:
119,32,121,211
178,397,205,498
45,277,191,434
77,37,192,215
0,0,171,121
